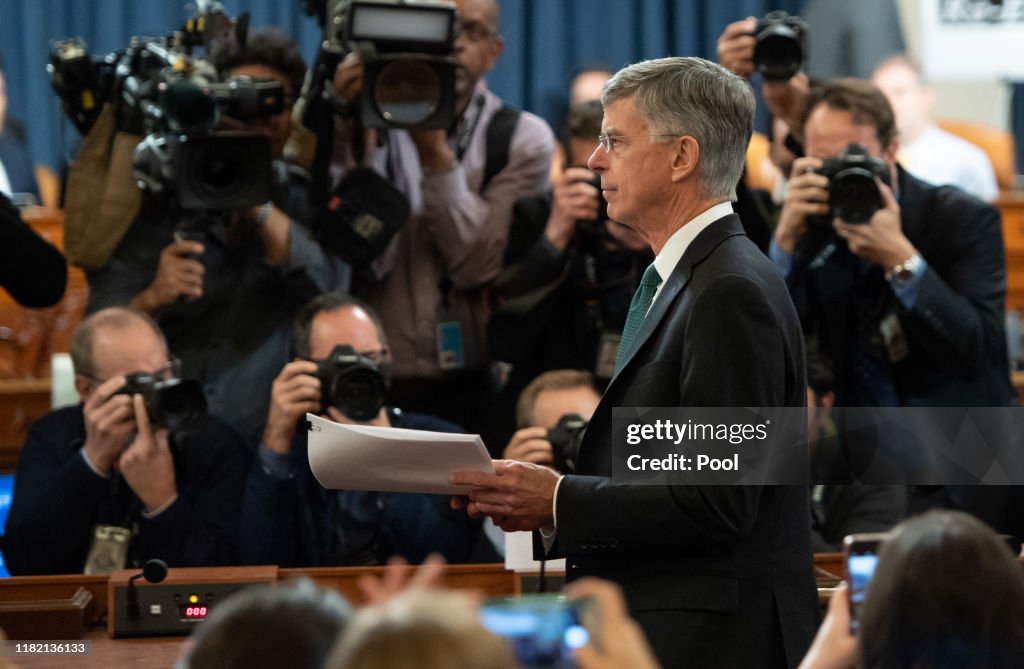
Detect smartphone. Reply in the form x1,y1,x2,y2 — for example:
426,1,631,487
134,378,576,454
843,532,889,634
480,594,596,669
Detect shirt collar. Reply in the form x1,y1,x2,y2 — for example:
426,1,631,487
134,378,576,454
652,201,734,283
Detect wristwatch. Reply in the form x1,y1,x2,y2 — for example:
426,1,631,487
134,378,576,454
254,201,274,227
885,252,923,284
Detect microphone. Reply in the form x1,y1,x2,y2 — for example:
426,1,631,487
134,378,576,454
127,559,169,619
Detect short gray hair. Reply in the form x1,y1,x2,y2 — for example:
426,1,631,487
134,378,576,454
602,56,755,199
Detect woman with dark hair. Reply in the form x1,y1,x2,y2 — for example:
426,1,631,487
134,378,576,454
800,510,1024,669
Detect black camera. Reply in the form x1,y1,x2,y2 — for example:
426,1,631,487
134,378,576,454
574,173,610,241
116,373,207,432
316,344,388,422
753,11,807,82
547,413,588,475
300,0,458,129
48,2,281,211
812,143,892,224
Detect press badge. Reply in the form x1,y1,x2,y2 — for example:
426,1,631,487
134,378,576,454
84,524,131,574
879,313,909,363
436,321,466,370
595,332,622,379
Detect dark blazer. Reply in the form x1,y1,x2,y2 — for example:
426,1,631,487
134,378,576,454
787,167,1016,408
3,405,248,575
552,215,820,668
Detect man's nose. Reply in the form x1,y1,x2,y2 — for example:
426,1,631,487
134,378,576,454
588,146,607,173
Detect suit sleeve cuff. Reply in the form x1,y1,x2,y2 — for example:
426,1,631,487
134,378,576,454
538,475,564,554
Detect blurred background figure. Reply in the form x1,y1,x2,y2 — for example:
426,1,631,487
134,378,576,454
872,55,998,202
179,579,351,669
0,61,42,204
326,589,519,669
799,511,1024,669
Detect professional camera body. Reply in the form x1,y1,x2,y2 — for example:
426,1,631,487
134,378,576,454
316,344,389,422
300,0,458,129
812,143,892,225
116,373,208,433
753,11,808,82
548,413,588,475
48,1,284,212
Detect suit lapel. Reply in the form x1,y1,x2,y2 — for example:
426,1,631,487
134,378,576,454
606,214,747,391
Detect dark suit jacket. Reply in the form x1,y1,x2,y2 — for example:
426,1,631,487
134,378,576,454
787,167,1016,408
552,214,820,668
3,405,248,575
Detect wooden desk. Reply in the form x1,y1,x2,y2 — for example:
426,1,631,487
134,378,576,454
1,564,516,667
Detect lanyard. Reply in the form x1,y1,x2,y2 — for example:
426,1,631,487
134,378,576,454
453,92,487,162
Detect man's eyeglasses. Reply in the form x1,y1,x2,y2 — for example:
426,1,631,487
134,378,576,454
456,19,496,42
596,132,681,153
357,348,389,364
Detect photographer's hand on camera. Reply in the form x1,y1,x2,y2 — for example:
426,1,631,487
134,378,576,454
119,394,178,514
762,72,810,140
717,17,758,78
776,156,829,254
833,180,916,271
502,426,555,467
82,375,136,476
130,239,205,314
410,129,455,174
263,359,321,455
546,167,601,251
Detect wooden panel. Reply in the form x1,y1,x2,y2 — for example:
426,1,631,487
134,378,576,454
0,377,52,472
0,208,88,382
285,563,517,606
1000,192,1024,313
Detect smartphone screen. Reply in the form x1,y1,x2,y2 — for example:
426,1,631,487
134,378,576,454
843,532,888,634
480,594,592,669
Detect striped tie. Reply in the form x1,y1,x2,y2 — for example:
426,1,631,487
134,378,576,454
615,263,663,373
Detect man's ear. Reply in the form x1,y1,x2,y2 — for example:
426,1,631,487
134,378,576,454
670,136,700,183
485,35,504,70
74,375,92,402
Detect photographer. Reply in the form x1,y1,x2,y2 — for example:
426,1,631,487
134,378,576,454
772,78,1015,411
330,0,555,433
502,369,600,471
239,292,480,568
84,29,350,449
2,308,247,575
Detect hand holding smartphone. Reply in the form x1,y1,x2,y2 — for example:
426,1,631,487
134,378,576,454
480,594,598,669
843,532,890,634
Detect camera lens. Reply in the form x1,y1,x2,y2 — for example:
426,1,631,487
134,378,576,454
152,379,207,432
831,169,883,224
329,368,387,422
175,134,272,210
373,60,442,127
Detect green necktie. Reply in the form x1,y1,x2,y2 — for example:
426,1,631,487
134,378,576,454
615,263,663,373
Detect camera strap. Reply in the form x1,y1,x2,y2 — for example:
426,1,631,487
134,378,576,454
453,92,487,163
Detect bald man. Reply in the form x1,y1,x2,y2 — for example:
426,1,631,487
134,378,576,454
3,307,247,574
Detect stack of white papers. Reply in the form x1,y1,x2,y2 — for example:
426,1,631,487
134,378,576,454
306,414,495,495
